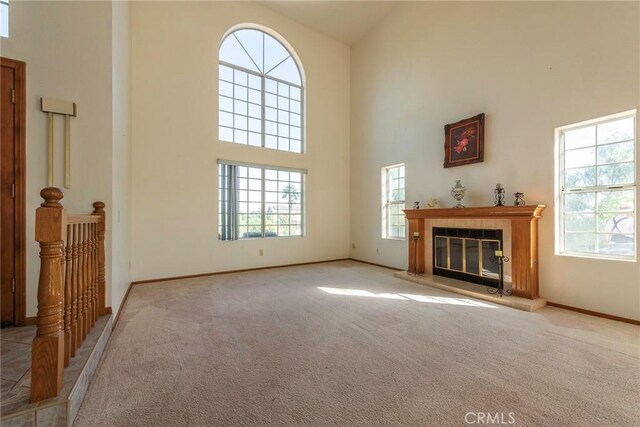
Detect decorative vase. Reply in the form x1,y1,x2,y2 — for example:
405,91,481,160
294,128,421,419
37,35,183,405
450,180,466,208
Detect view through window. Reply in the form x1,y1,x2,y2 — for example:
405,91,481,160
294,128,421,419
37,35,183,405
219,162,305,240
557,111,636,259
382,164,406,239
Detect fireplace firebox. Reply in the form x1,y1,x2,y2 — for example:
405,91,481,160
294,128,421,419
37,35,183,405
432,227,503,287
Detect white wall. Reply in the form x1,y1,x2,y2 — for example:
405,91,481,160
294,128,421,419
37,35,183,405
110,1,132,316
130,1,350,281
350,2,640,320
1,1,114,317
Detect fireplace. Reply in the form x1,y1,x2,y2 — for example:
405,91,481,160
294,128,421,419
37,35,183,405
432,227,503,287
403,205,546,299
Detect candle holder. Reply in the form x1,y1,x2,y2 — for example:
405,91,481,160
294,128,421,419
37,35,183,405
488,251,511,297
414,201,421,209
514,192,525,206
494,186,505,207
408,233,423,276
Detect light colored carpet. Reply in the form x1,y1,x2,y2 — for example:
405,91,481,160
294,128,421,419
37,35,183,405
75,261,640,426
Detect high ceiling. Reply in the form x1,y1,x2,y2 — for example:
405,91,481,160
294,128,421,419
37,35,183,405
260,1,398,46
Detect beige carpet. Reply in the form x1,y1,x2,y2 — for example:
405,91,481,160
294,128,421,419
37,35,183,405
75,261,640,426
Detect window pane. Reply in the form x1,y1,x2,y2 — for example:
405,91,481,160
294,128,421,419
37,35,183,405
265,79,277,94
234,130,247,144
598,117,634,144
597,190,634,213
248,89,261,105
220,36,259,72
263,35,290,75
219,96,233,113
565,232,596,253
248,74,261,90
565,213,596,232
597,163,634,186
265,135,277,149
564,167,596,188
219,111,233,128
564,126,595,150
234,29,264,73
219,126,233,142
234,69,248,86
248,132,261,147
219,81,233,97
248,103,261,119
564,192,596,213
234,114,247,131
565,147,595,169
597,140,634,164
290,86,301,101
219,64,233,82
598,212,634,235
267,57,301,86
265,107,277,121
597,234,634,257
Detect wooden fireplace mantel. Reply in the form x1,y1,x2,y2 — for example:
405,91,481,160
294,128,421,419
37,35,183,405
404,205,546,299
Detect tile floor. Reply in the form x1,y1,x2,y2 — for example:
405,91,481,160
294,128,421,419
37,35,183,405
1,316,112,426
0,325,36,414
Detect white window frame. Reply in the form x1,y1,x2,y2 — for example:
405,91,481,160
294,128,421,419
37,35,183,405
382,163,406,240
218,28,305,153
555,110,637,261
218,160,306,240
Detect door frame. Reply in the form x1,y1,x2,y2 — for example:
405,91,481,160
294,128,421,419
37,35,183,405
1,57,26,326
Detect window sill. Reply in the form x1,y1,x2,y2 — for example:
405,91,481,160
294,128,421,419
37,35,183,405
556,252,636,263
382,237,406,241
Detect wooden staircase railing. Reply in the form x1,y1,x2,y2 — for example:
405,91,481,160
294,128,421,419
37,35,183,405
31,187,106,402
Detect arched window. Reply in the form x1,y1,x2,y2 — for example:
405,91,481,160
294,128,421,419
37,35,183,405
219,27,304,153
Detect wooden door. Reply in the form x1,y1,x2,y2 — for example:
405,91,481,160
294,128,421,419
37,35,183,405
0,58,26,327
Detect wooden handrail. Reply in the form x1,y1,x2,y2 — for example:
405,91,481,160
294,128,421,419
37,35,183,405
31,188,107,402
67,214,101,224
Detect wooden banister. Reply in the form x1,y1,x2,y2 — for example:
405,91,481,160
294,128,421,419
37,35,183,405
31,188,107,402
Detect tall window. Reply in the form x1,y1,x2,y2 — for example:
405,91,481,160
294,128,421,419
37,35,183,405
557,110,636,260
0,1,8,38
218,161,305,240
382,164,406,239
218,28,304,153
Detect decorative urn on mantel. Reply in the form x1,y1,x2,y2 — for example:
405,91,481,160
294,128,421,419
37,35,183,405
450,180,466,208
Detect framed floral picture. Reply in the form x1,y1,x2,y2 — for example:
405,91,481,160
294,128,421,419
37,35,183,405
443,113,485,168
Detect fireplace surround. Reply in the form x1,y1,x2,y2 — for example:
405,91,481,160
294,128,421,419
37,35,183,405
404,205,545,299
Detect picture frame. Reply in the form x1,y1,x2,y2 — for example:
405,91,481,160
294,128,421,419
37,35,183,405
443,113,485,168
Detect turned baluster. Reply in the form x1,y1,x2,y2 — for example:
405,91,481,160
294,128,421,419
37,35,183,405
31,188,66,402
92,223,98,323
82,223,89,340
89,224,97,328
63,224,72,367
70,224,78,356
77,224,85,344
92,202,106,316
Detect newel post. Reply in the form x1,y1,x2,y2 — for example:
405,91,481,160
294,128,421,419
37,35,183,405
92,201,106,316
31,188,67,402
